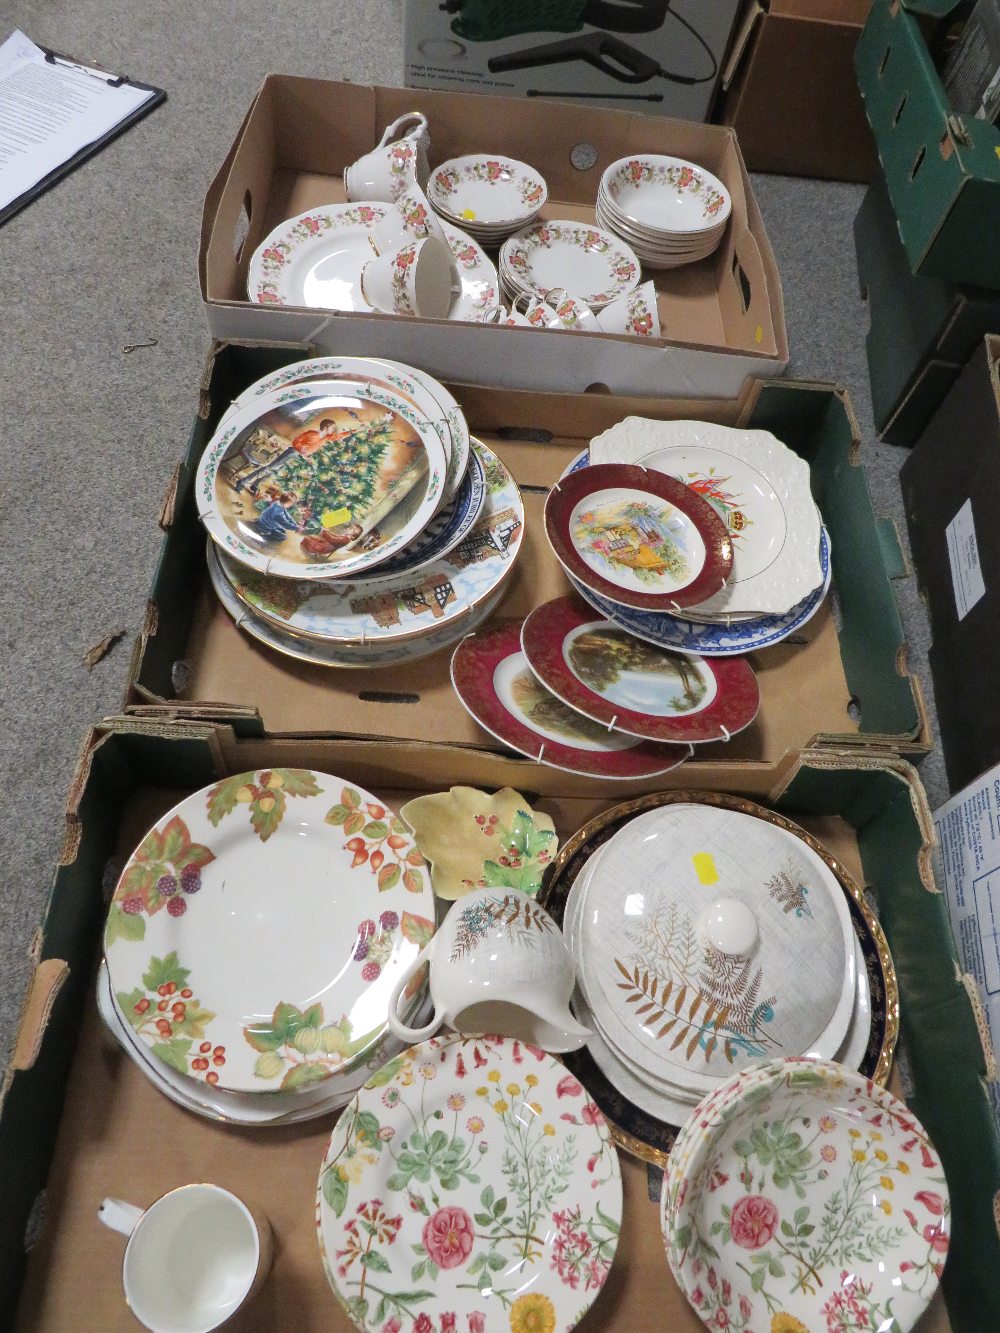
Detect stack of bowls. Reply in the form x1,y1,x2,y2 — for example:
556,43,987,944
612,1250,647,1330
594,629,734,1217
597,154,731,269
427,153,547,244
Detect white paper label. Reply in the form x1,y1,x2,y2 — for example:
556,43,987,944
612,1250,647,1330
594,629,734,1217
945,498,985,621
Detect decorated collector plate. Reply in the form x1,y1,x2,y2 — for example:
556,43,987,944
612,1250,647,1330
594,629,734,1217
217,440,520,645
500,220,641,309
104,771,436,1094
316,1033,622,1333
196,379,449,580
663,1060,949,1333
219,356,472,505
538,790,897,1167
521,595,759,744
429,154,547,226
450,618,689,780
545,462,732,612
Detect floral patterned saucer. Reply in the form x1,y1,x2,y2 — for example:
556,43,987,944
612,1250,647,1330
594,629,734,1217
104,771,435,1094
521,595,760,744
450,618,691,780
499,220,641,309
316,1033,622,1333
662,1059,949,1333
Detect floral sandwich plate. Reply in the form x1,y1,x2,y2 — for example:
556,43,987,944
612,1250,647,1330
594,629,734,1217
450,618,691,780
521,595,760,744
316,1032,623,1333
216,440,521,647
538,790,897,1167
662,1059,949,1333
544,462,733,614
499,220,641,309
104,770,435,1094
196,379,449,581
219,355,473,506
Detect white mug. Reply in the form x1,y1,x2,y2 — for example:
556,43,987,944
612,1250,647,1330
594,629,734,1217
98,1185,272,1332
344,112,430,203
594,279,661,337
361,234,454,319
387,887,591,1052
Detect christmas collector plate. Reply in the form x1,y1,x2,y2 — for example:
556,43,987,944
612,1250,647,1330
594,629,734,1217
104,770,435,1093
316,1033,622,1333
450,618,689,780
520,595,760,744
196,379,449,580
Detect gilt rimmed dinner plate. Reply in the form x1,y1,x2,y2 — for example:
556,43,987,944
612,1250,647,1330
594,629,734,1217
219,356,472,505
545,462,732,612
316,1033,622,1333
450,618,689,779
196,380,448,581
500,220,641,309
104,771,436,1093
521,595,759,744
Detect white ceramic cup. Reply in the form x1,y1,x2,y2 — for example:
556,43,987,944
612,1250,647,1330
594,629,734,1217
98,1185,272,1333
594,279,661,337
386,886,592,1052
510,288,596,331
344,112,430,203
360,234,454,318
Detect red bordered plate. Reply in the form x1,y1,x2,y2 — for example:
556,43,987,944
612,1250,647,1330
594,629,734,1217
450,618,689,779
521,595,760,744
544,462,732,612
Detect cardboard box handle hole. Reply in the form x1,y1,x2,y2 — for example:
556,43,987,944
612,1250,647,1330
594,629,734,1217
731,254,752,315
358,691,420,704
495,427,554,443
233,189,252,263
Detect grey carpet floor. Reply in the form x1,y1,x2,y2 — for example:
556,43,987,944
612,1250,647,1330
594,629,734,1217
0,1,945,1071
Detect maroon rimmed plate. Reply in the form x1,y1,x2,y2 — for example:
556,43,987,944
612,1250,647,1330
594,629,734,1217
450,618,689,779
544,462,732,612
521,595,760,744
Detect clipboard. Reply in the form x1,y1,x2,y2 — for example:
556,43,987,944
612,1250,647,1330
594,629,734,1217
0,46,166,227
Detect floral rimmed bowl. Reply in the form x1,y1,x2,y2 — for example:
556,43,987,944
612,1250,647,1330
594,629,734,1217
428,154,548,240
399,786,558,900
316,1032,623,1333
662,1059,949,1333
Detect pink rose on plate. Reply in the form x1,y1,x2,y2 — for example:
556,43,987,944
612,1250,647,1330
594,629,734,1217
729,1195,779,1250
423,1206,475,1269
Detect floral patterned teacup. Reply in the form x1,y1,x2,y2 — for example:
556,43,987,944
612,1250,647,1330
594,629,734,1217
594,280,661,338
360,234,453,319
344,111,431,203
387,887,591,1052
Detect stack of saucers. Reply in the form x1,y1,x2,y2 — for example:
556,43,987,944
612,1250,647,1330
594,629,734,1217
98,769,436,1125
195,356,523,669
554,419,830,658
499,218,642,310
597,154,731,269
427,153,547,244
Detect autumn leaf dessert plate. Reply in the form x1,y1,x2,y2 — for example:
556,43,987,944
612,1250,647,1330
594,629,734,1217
104,770,435,1095
316,1033,623,1333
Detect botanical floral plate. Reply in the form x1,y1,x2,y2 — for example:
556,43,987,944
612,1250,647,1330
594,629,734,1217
216,440,521,645
600,155,731,235
316,1033,622,1333
429,154,547,228
104,770,435,1093
399,786,558,900
499,220,641,309
450,618,691,780
545,462,733,613
662,1059,949,1333
196,379,450,581
218,355,472,505
521,595,760,744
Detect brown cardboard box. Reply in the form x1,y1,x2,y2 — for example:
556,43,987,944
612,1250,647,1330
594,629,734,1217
717,0,878,182
200,79,788,399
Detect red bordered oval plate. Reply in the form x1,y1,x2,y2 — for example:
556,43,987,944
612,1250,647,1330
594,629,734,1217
544,461,732,612
450,618,689,779
521,595,760,744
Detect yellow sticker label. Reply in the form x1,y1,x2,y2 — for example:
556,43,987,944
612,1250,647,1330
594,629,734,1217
692,852,718,885
321,507,353,529
755,324,763,344
462,208,477,221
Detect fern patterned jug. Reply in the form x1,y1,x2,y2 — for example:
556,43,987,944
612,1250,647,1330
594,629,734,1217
387,887,591,1052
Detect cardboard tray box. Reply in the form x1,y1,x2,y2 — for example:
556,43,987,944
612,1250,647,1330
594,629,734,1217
900,335,1000,791
716,0,878,182
2,720,994,1328
200,78,788,399
124,342,928,781
856,0,1000,289
855,172,1000,444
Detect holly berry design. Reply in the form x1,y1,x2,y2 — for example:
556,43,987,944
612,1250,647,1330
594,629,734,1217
108,817,216,945
118,952,221,1081
206,768,322,842
325,786,427,893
